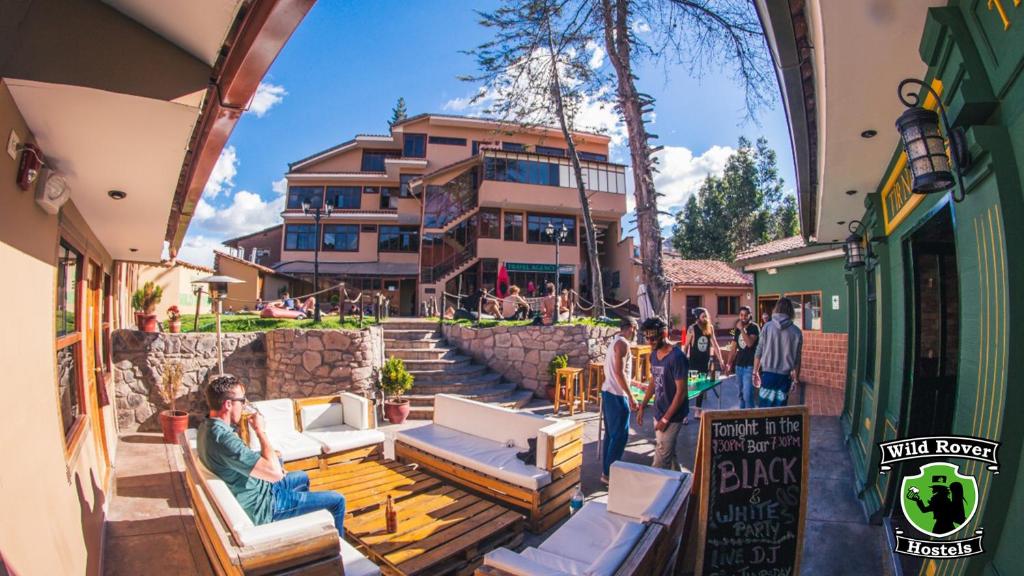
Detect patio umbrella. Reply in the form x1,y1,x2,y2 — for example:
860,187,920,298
637,283,654,322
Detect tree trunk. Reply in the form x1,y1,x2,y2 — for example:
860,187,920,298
600,0,668,317
544,28,606,318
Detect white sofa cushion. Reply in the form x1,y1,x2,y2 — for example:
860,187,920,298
607,461,683,522
433,394,550,450
340,537,381,576
539,502,642,566
248,399,322,461
194,455,255,541
301,403,345,431
235,510,336,548
484,547,575,576
584,521,646,576
340,392,374,429
304,426,386,454
253,399,299,436
397,424,551,490
522,547,589,574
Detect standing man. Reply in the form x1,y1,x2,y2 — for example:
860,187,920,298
637,317,690,470
753,298,803,407
197,374,347,536
601,317,639,484
728,306,760,408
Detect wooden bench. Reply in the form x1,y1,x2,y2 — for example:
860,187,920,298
394,394,584,532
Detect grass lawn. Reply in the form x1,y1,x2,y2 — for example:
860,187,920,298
178,313,377,333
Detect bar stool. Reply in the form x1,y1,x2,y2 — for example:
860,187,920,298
585,362,605,408
631,344,652,383
554,367,584,415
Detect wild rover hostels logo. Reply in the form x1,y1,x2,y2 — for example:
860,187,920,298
879,435,1001,560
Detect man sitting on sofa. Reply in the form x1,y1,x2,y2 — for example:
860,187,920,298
197,374,347,535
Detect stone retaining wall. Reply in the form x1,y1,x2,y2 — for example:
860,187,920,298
441,323,619,395
112,326,383,433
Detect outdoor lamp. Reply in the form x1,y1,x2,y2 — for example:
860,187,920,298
301,199,311,213
844,221,866,270
193,274,244,374
545,221,555,238
896,78,972,202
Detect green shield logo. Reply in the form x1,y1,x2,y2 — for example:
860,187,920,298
900,462,978,538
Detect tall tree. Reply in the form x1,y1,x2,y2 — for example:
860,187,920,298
389,97,407,127
597,0,773,316
464,0,610,316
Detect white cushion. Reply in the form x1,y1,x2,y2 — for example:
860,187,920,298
235,510,335,548
252,399,299,436
539,502,642,566
484,547,574,576
340,537,381,576
340,392,374,429
607,461,683,521
304,426,386,454
584,522,646,576
247,428,322,462
397,424,551,490
433,394,550,450
301,403,345,431
522,547,589,574
194,456,255,541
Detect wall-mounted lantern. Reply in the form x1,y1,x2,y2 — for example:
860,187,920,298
895,79,972,202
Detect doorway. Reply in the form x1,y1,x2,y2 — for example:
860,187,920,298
399,279,417,316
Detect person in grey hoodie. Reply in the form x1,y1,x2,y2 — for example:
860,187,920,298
753,298,803,407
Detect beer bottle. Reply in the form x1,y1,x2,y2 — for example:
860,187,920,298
385,495,398,534
708,357,717,381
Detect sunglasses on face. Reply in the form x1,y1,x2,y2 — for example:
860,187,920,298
227,397,248,405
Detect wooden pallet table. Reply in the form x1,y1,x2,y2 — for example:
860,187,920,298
310,458,525,576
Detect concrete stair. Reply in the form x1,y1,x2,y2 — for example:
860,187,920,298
381,319,532,419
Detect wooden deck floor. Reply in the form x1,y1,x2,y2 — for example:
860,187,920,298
309,458,525,576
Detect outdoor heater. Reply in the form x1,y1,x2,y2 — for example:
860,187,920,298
895,78,972,202
545,221,569,325
192,274,244,374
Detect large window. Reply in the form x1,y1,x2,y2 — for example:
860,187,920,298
484,156,561,187
326,186,361,209
400,174,417,198
379,226,420,252
403,133,427,158
479,208,500,239
787,292,822,331
56,241,85,445
287,186,322,210
380,187,399,210
428,136,467,146
526,213,577,245
535,145,565,157
578,151,608,162
502,142,526,152
504,211,524,242
717,296,740,316
322,224,359,251
424,169,478,229
285,224,318,251
361,150,400,172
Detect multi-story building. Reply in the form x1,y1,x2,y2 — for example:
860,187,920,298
277,113,637,315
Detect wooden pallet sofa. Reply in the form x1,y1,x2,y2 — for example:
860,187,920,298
476,461,693,576
179,430,381,576
394,394,584,532
240,393,386,471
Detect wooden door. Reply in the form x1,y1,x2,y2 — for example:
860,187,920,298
86,261,110,483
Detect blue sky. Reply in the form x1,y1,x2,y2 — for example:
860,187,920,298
180,0,796,266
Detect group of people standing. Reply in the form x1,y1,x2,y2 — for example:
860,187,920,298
599,297,804,475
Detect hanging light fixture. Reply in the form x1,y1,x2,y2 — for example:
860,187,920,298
844,221,866,270
895,79,972,202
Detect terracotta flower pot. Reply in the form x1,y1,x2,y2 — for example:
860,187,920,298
384,398,411,424
136,312,159,333
168,320,182,334
159,409,189,444
544,384,556,402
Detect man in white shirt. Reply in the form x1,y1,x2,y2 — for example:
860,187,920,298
601,317,639,483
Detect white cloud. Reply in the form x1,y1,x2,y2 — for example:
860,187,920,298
248,82,287,118
194,197,216,221
177,235,229,268
272,177,288,196
209,190,286,239
631,19,651,34
204,146,237,198
586,41,605,69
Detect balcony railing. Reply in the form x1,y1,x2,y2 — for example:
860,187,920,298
421,238,477,284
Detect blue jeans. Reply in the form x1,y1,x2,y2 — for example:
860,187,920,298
271,470,346,536
758,372,791,407
735,366,756,409
602,391,630,476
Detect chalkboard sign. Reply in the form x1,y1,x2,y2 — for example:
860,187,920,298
693,406,809,576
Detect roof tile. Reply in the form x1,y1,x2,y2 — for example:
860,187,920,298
662,256,752,286
734,236,807,261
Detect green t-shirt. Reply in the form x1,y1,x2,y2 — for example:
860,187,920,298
197,418,273,525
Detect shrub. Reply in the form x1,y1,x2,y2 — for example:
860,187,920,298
132,282,163,314
380,356,414,400
159,362,184,413
547,354,569,382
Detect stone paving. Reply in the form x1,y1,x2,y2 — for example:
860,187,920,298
102,375,890,575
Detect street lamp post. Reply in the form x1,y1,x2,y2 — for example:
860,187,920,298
545,221,569,325
302,199,333,323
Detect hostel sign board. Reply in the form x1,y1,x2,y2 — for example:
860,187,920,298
693,406,809,576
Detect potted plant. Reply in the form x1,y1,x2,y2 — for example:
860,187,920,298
132,281,163,333
167,305,182,333
380,356,414,424
545,354,569,401
157,362,188,443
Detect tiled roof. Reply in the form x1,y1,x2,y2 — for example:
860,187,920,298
662,257,752,286
214,251,286,277
734,236,807,261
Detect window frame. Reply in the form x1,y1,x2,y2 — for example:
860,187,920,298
321,224,360,252
525,213,578,246
717,295,740,316
55,239,87,457
399,174,417,198
403,133,427,158
478,208,501,240
535,145,566,157
378,225,420,253
379,186,400,210
325,186,362,210
284,224,318,251
784,290,824,332
427,136,467,146
360,149,401,172
503,211,524,242
286,186,323,210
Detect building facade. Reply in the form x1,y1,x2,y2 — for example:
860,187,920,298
223,224,284,267
759,1,1024,573
660,256,754,335
278,114,635,315
136,260,215,321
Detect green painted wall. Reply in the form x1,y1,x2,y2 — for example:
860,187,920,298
752,256,848,333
